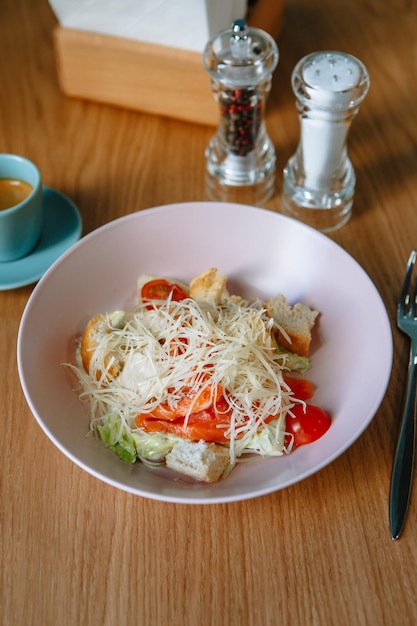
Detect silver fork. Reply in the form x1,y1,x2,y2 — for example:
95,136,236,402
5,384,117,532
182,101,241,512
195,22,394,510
389,249,417,540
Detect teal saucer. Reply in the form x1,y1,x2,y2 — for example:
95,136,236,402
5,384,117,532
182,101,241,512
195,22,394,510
0,186,82,290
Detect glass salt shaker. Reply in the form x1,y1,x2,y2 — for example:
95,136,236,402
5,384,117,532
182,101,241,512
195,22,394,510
203,19,279,206
282,51,370,232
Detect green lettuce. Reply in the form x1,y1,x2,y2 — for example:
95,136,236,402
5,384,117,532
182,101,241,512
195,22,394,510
276,345,311,373
95,413,178,464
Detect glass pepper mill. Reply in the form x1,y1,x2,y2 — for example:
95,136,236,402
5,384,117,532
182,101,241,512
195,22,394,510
282,51,370,232
203,19,279,206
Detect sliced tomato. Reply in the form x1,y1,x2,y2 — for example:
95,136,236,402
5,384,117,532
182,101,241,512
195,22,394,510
135,401,234,443
283,376,314,401
141,279,188,303
285,404,331,448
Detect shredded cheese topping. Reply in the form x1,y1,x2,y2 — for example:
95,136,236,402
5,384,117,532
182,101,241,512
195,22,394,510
71,294,301,464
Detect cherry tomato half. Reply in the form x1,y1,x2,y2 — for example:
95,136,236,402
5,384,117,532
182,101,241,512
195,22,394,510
283,376,314,401
285,404,331,448
141,279,188,303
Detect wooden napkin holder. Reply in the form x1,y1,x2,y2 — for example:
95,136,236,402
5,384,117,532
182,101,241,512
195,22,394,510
52,1,284,126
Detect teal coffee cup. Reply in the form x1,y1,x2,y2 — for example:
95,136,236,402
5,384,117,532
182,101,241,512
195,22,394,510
0,154,43,262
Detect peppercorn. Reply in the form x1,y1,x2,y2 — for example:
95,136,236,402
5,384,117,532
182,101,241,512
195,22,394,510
218,88,262,156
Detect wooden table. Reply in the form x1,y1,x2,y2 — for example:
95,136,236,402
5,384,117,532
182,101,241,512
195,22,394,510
2,1,417,624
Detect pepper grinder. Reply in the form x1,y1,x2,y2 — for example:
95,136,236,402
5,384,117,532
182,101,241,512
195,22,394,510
203,19,279,206
282,51,370,232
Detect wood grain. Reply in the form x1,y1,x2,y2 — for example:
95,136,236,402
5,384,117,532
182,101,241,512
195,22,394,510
1,0,417,625
52,2,284,126
53,27,219,126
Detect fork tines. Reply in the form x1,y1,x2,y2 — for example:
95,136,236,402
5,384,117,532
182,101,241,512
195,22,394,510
399,249,417,319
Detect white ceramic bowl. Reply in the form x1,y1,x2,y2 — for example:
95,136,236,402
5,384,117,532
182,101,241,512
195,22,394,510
17,202,393,504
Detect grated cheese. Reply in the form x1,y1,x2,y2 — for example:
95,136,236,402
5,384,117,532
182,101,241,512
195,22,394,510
70,292,304,465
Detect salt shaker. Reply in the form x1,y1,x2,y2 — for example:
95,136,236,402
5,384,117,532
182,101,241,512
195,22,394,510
282,51,370,232
203,19,279,206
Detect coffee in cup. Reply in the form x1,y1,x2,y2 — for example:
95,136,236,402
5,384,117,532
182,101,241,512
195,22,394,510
0,154,43,262
0,178,34,211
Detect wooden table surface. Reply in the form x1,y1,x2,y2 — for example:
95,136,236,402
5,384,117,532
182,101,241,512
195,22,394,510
2,0,417,624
